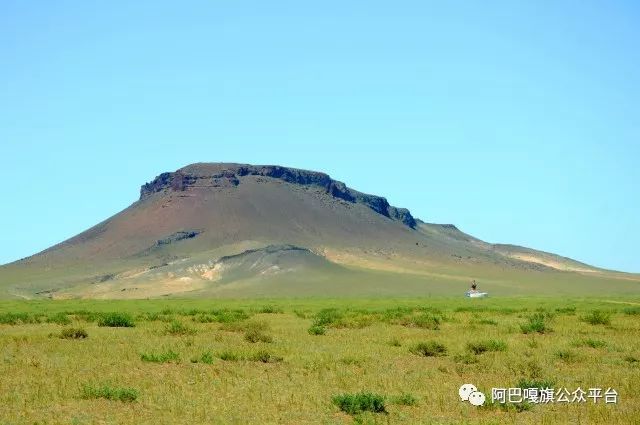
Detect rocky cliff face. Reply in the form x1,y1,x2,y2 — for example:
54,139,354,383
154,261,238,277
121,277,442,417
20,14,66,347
140,163,417,228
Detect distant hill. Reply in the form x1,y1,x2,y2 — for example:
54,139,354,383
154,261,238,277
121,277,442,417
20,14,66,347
1,163,638,299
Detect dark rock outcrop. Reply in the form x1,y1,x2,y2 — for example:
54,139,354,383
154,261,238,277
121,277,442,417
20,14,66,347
140,163,417,229
156,230,201,246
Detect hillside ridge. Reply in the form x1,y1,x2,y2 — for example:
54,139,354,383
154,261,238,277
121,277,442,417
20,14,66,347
140,163,417,228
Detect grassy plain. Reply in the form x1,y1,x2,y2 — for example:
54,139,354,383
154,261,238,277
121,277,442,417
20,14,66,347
1,297,639,424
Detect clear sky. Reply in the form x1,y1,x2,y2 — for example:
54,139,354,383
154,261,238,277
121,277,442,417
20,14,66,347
1,1,638,272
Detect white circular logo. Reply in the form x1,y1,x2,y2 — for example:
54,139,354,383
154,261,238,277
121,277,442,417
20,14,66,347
468,390,486,406
458,384,477,401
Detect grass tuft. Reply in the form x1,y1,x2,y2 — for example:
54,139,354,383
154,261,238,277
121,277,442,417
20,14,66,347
573,338,607,349
217,351,241,361
520,313,550,334
390,393,418,406
410,341,447,357
0,312,39,325
194,309,250,324
256,305,283,314
164,320,196,336
516,378,555,389
140,350,179,363
475,318,498,325
59,327,88,339
97,313,135,328
401,313,441,330
313,308,344,327
308,325,326,335
554,349,581,363
581,310,611,326
466,339,507,355
332,392,386,415
81,384,138,402
191,351,215,364
47,313,72,325
453,352,479,364
248,350,283,363
244,328,273,343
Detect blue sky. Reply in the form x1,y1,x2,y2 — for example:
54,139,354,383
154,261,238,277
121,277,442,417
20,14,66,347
1,1,638,272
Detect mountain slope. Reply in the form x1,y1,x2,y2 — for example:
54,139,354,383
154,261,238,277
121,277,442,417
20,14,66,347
0,163,638,299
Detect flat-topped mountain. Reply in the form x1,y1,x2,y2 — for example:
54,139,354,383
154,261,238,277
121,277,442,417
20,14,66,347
1,163,637,299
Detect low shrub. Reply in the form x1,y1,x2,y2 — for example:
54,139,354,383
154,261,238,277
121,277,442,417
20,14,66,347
410,341,447,357
520,313,549,334
308,325,326,335
390,393,418,406
554,349,581,363
406,313,441,330
256,305,283,314
47,313,72,325
217,351,241,361
248,350,283,363
0,312,39,325
81,384,138,402
313,309,344,327
581,310,611,326
140,350,179,363
221,319,268,333
164,320,196,336
555,307,576,315
98,313,135,328
244,328,273,343
453,353,479,364
476,318,498,325
194,309,249,324
516,378,555,390
573,338,607,349
215,350,283,363
191,351,215,364
59,327,88,339
332,392,386,415
467,339,507,355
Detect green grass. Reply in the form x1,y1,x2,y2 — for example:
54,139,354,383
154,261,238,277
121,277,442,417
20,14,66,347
140,350,180,363
390,393,418,406
81,384,138,402
58,327,88,339
163,319,196,335
520,312,551,334
216,350,241,361
0,297,638,424
409,341,447,357
555,349,582,363
573,338,607,349
247,350,283,363
582,310,612,325
0,312,39,325
97,312,135,328
466,339,507,355
308,324,326,335
332,392,387,415
46,312,72,325
190,351,215,364
516,378,556,389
